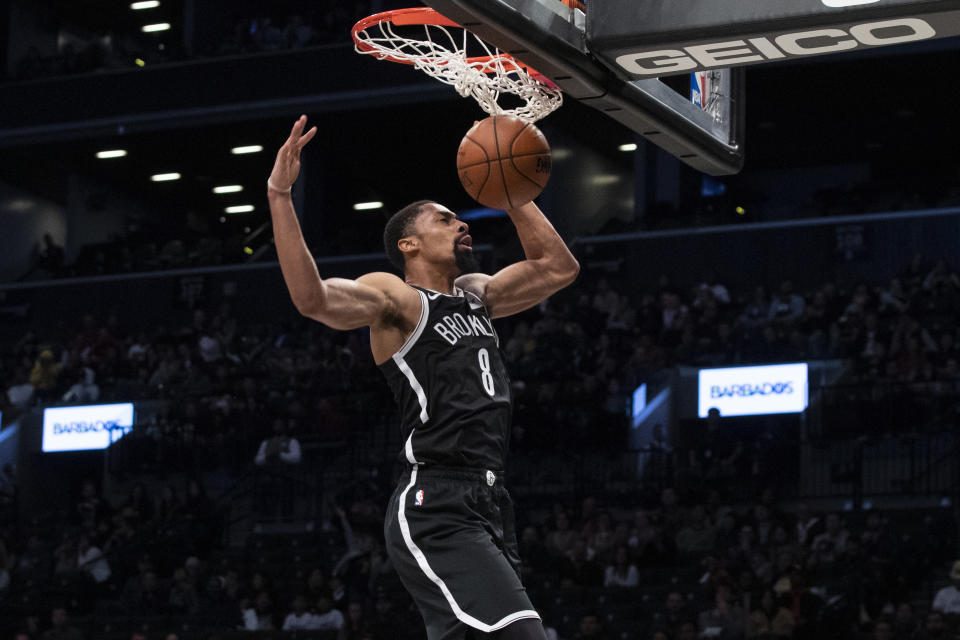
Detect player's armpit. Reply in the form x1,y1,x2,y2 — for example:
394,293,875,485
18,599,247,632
298,272,415,331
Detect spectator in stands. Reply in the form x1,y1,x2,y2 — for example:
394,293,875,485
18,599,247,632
872,620,893,640
343,601,368,640
603,545,639,588
810,513,849,564
167,566,199,614
282,594,314,630
676,504,716,557
916,610,948,640
697,584,745,640
6,367,35,409
545,511,578,559
192,574,242,629
307,595,345,631
40,607,83,640
891,601,918,640
746,589,794,638
242,590,276,630
655,591,691,639
931,559,960,615
61,367,99,403
254,417,302,466
574,613,605,640
30,349,60,401
76,534,110,586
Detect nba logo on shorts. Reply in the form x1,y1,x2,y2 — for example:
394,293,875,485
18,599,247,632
415,489,424,506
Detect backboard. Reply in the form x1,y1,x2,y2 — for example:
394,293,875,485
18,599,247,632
421,0,960,175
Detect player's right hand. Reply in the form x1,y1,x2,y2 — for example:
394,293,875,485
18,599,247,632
268,114,318,193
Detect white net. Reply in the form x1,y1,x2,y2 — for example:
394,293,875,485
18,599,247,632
354,14,563,123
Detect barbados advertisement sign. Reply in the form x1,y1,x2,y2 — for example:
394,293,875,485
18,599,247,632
42,403,135,452
698,363,808,418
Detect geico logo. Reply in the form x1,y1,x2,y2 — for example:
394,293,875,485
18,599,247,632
710,382,794,398
53,420,118,434
615,18,936,75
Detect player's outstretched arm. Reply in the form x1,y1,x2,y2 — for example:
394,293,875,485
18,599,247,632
458,201,579,318
267,116,405,331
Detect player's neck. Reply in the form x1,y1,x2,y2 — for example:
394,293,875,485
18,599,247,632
404,263,457,295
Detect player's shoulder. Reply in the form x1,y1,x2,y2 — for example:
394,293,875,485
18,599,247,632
454,273,492,300
357,271,409,294
357,272,421,325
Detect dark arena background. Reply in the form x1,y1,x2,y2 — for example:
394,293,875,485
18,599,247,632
3,1,960,640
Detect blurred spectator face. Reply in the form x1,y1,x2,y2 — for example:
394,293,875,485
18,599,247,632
614,547,628,565
661,488,677,508
895,603,913,624
666,591,684,614
926,612,945,635
650,632,669,640
317,596,333,613
348,602,363,622
292,595,308,614
51,608,67,628
255,591,271,612
579,614,600,638
677,622,697,640
164,634,179,640
131,633,147,640
873,621,891,640
522,526,539,544
307,568,324,590
556,513,569,531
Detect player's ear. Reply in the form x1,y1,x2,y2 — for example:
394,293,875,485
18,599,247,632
398,236,418,256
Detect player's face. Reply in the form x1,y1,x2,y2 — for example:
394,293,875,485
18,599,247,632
413,203,478,274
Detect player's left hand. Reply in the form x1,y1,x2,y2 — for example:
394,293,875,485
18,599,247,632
268,115,318,193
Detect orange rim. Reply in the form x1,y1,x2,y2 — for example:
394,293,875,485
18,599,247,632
351,6,538,74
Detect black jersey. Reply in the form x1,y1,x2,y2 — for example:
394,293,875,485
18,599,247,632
378,285,512,470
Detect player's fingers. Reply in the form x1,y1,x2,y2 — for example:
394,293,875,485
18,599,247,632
288,115,305,141
298,126,318,148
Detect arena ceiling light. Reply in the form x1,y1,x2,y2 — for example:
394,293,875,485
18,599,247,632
212,185,244,194
141,23,171,33
618,143,637,152
352,201,383,211
96,149,127,159
150,172,181,182
130,1,160,9
225,205,255,214
231,145,263,155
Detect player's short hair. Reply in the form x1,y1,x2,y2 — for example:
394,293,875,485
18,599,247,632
384,200,434,272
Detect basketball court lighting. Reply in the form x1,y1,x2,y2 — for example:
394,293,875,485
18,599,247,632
150,172,181,182
130,1,160,9
353,201,383,211
618,143,638,152
225,205,255,214
96,149,127,159
213,185,244,194
141,23,171,32
231,145,263,155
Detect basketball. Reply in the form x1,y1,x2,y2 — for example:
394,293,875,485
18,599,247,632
457,115,552,210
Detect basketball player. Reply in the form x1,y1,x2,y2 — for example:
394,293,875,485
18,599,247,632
267,115,579,640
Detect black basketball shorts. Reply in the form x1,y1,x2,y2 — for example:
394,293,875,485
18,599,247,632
384,465,541,640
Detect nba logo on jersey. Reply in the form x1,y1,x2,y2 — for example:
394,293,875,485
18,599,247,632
415,489,424,506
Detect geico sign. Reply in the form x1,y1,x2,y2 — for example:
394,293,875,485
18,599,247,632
615,18,936,75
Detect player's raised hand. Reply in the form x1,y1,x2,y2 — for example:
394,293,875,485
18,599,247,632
267,115,318,193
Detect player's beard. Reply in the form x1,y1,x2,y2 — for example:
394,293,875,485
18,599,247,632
454,246,479,275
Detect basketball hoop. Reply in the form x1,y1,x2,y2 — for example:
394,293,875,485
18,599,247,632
352,7,563,123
